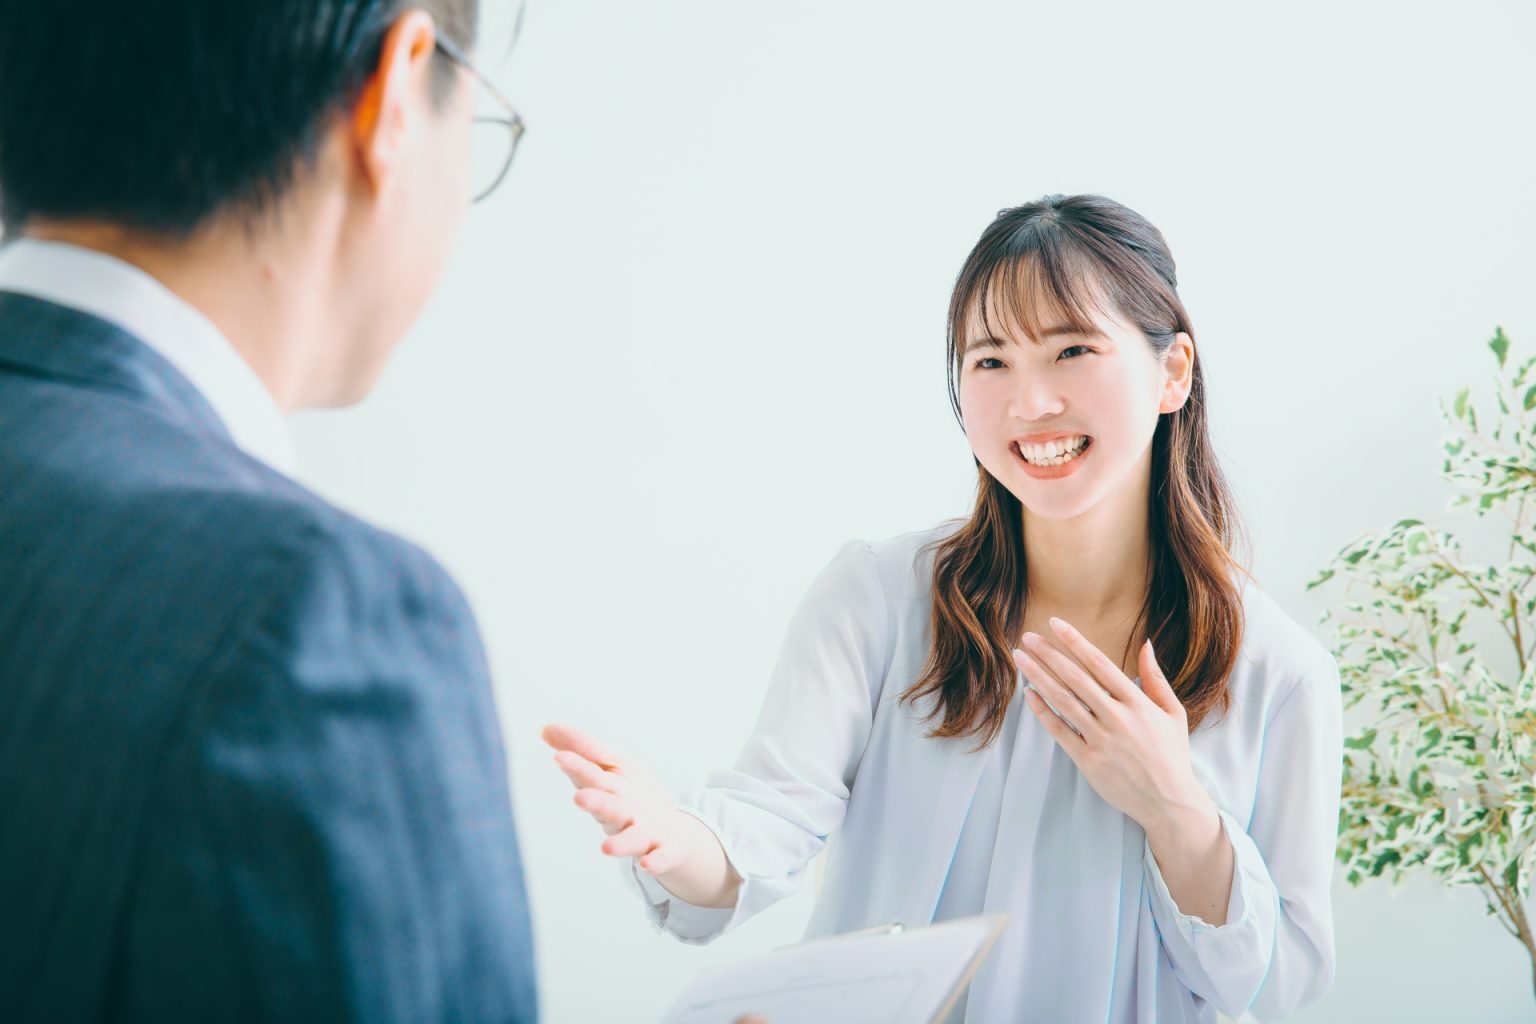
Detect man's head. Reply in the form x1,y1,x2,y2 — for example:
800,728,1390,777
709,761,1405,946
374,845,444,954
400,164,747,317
0,0,495,409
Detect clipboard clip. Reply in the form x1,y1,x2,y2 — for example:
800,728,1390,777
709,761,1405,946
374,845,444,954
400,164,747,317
843,920,905,938
780,920,905,952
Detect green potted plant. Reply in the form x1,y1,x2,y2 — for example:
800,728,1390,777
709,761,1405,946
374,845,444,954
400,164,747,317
1307,328,1536,997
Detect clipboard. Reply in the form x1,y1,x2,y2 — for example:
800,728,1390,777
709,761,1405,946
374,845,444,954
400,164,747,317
659,912,1009,1024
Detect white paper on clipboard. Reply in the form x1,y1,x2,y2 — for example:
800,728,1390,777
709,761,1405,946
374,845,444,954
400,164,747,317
659,912,1008,1024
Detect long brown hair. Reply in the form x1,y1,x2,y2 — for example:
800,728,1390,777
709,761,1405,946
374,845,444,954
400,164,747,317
902,194,1252,748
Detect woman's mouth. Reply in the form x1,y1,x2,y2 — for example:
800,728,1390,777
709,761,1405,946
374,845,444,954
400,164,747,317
1012,435,1093,479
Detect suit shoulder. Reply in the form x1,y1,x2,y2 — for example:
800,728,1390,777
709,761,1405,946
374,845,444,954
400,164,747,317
186,494,488,724
219,487,463,615
115,470,471,678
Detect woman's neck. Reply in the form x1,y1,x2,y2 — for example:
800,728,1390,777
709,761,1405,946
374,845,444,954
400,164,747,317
1021,497,1152,626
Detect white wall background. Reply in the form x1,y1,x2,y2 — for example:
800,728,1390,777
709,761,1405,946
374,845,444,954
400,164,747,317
290,1,1536,1020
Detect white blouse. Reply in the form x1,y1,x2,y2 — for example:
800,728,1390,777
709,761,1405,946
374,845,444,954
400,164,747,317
631,524,1343,1023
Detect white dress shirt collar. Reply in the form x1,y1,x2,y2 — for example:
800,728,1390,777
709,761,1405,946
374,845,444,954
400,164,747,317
0,238,296,476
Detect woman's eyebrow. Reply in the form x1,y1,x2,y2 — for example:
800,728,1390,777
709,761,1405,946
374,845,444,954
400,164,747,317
958,334,1105,354
965,328,1104,350
1039,325,1105,339
965,335,1008,350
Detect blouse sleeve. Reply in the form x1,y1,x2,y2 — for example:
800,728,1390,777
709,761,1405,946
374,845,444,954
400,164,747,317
625,539,891,943
1142,649,1344,1021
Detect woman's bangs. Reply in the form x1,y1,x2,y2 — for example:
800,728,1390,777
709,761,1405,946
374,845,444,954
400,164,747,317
965,253,1110,349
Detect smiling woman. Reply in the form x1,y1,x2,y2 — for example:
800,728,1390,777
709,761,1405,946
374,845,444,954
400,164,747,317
913,194,1242,745
543,193,1344,1024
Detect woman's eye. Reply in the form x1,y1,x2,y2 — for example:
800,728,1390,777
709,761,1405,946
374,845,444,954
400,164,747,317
973,357,1005,370
1059,345,1092,360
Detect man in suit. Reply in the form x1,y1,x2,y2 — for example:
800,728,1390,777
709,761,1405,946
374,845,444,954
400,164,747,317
0,1,537,1020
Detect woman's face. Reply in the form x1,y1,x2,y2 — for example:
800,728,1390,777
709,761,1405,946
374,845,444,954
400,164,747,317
956,289,1193,523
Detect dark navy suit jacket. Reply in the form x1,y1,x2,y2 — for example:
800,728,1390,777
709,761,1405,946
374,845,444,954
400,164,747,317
0,292,538,1022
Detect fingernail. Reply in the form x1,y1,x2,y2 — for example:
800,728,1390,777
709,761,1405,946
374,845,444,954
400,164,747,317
1048,616,1067,631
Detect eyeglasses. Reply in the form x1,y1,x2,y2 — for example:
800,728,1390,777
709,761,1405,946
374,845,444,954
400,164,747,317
433,35,525,203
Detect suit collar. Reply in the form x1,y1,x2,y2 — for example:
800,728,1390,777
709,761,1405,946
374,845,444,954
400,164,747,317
0,290,234,445
0,239,296,474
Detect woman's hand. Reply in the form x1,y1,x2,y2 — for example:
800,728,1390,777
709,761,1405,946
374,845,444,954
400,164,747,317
1010,617,1214,835
542,723,744,908
1012,617,1237,925
541,723,693,875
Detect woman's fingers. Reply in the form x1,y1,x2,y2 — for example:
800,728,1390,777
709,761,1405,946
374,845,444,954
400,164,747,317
545,724,679,863
1044,617,1142,703
541,723,626,772
553,750,622,794
1024,688,1089,758
1013,648,1096,737
1018,636,1116,719
574,788,633,834
637,842,681,876
601,824,659,859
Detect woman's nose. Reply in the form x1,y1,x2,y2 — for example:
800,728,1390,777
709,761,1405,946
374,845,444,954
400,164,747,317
1007,374,1065,420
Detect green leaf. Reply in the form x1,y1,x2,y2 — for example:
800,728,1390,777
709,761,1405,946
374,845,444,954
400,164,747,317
1490,327,1510,369
1454,387,1470,418
1345,728,1377,750
1524,384,1536,411
1369,849,1402,877
1416,726,1444,756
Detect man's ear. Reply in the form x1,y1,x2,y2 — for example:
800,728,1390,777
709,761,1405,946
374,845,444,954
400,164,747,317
347,9,440,199
1159,331,1195,414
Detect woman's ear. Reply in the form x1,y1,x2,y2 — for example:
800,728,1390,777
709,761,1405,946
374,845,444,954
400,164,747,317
1159,332,1195,414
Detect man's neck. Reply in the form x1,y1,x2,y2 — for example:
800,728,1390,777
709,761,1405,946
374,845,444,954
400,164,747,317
24,217,327,413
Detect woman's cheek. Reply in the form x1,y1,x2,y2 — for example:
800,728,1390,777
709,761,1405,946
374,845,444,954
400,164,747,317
957,378,993,428
963,427,1011,478
957,401,988,455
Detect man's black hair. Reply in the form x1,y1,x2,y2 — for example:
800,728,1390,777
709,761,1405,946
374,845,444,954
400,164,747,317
0,0,478,237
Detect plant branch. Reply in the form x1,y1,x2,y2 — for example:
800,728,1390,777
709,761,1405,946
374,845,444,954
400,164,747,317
1478,863,1531,945
1512,590,1529,678
1426,536,1524,658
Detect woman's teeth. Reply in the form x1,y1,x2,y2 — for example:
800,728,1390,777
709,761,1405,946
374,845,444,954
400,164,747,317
1017,435,1090,466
